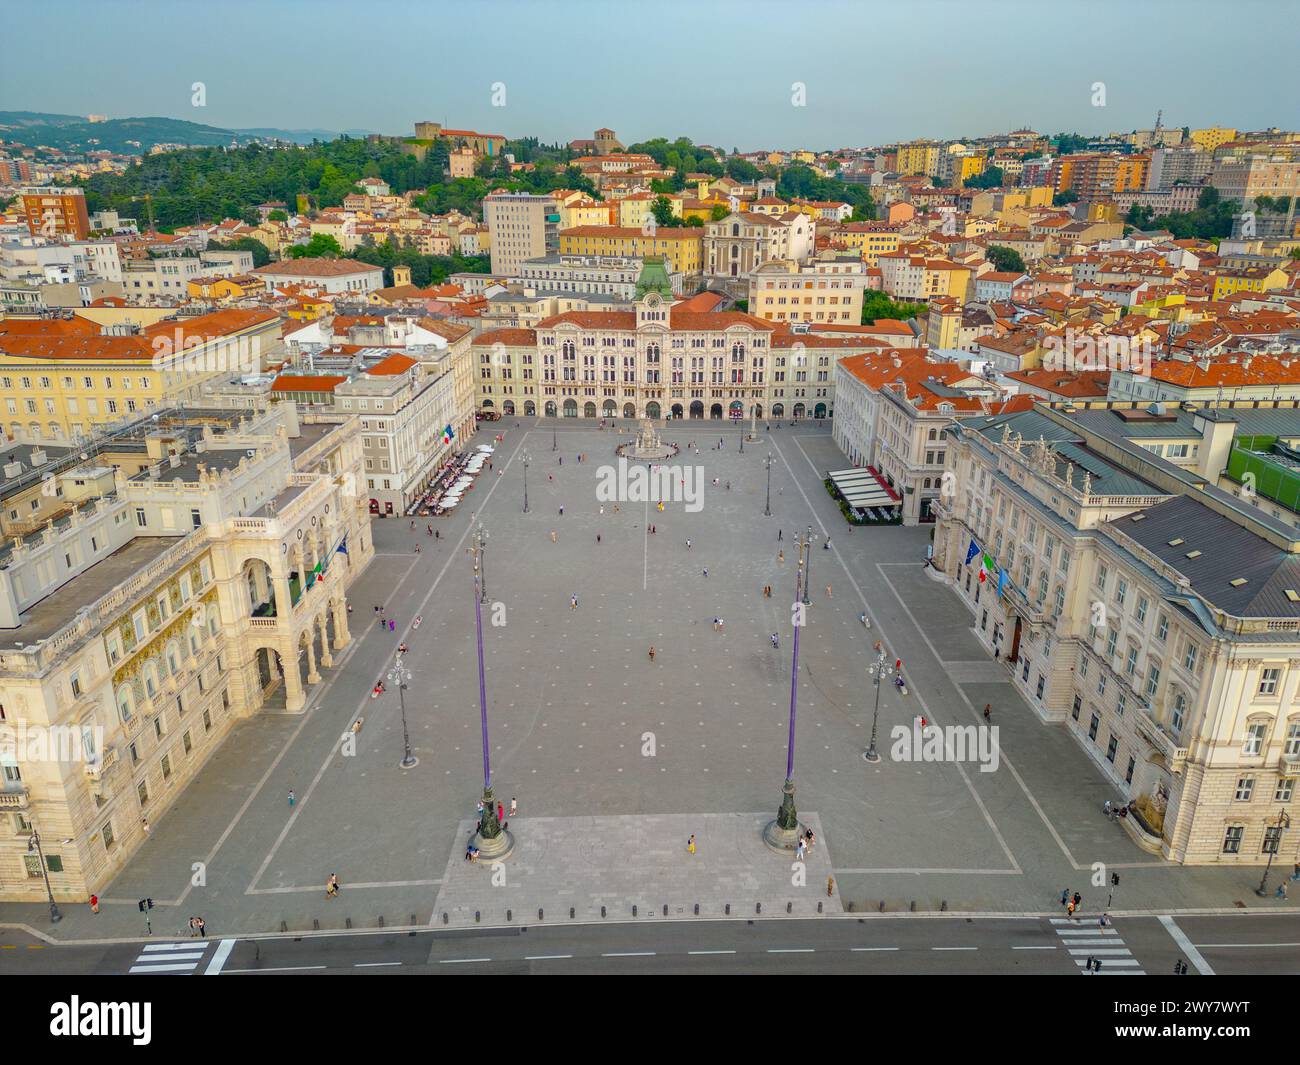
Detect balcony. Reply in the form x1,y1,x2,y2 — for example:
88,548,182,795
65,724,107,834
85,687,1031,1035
0,785,31,810
1281,752,1300,776
85,743,120,781
1135,705,1189,773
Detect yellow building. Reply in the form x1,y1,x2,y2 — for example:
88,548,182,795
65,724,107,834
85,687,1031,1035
559,225,704,277
955,154,988,184
560,199,613,229
1211,265,1287,301
895,140,943,177
187,276,260,301
1189,127,1238,152
833,223,902,266
0,310,283,440
615,194,656,230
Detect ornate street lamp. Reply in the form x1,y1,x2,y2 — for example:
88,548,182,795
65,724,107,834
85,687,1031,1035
863,645,897,763
521,450,531,513
469,526,512,861
764,552,805,851
1256,809,1291,897
26,825,62,923
477,524,489,604
387,652,417,769
764,453,773,516
801,525,815,606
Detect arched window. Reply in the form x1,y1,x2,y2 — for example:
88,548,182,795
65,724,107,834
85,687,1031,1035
116,685,134,723
562,340,575,359
1171,691,1187,735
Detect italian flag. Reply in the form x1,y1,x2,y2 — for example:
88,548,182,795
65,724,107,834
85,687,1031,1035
978,552,996,583
442,424,455,445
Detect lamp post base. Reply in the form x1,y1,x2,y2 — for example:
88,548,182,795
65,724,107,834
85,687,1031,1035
470,827,515,862
863,746,881,763
762,779,802,853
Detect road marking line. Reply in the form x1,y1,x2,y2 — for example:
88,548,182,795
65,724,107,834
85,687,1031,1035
1196,942,1300,948
143,942,209,951
205,938,236,975
356,962,401,967
1159,914,1215,976
223,965,327,973
687,950,735,955
1075,958,1141,967
129,963,200,973
602,952,656,957
440,958,492,964
932,946,977,951
767,948,814,954
1012,946,1056,950
525,954,574,960
851,947,899,952
1067,948,1134,956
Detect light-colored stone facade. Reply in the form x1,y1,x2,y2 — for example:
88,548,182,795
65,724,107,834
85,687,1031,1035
0,402,373,901
933,406,1300,865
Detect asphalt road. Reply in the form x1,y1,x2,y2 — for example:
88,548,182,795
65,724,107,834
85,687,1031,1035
4,912,1298,975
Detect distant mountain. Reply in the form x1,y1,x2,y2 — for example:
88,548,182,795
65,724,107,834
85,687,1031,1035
0,112,371,153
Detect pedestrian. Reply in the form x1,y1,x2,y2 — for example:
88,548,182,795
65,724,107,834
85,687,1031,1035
827,875,834,897
826,584,832,598
824,537,830,550
983,703,991,722
686,538,692,550
649,645,656,661
778,550,784,563
141,817,150,835
796,838,806,860
778,529,783,542
89,893,100,915
599,505,604,515
1094,958,1103,974
771,633,779,648
1084,955,1095,973
1060,889,1069,907
703,568,708,578
559,504,564,516
389,619,396,632
597,533,601,544
571,594,578,610
1173,959,1182,975
189,917,199,937
497,801,504,822
197,916,206,938
687,834,696,855
1277,881,1289,900
718,618,724,632
510,797,517,817
1100,912,1111,927
1073,891,1081,909
551,530,558,543
326,873,339,898
288,789,295,808
1066,900,1076,919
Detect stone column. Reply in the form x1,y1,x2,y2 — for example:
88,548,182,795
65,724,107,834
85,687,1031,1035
305,634,320,686
333,596,351,649
283,650,305,713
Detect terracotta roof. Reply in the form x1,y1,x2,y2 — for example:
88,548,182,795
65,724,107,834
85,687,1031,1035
253,259,384,278
472,328,538,347
271,374,346,393
364,353,417,376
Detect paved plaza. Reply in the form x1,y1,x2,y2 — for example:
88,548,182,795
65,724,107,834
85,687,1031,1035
2,418,1293,941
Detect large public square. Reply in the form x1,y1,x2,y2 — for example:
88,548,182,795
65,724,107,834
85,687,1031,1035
0,419,1290,942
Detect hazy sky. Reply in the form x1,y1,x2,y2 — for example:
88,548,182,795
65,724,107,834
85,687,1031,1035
5,0,1297,150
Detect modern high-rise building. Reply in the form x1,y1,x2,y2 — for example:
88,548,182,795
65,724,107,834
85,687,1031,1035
483,192,560,275
20,187,91,241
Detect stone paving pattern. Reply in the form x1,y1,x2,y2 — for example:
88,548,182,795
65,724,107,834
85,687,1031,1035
1,419,1290,939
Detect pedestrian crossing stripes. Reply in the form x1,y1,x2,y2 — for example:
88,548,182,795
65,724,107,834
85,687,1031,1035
128,938,234,975
1050,918,1145,975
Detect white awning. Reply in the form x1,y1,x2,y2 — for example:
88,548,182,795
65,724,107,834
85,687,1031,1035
828,468,899,509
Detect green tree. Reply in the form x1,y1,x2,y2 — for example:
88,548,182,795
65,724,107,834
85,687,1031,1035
288,233,344,259
861,291,926,323
963,165,1005,189
710,203,729,221
267,209,288,222
986,245,1026,273
651,196,677,228
1053,190,1080,206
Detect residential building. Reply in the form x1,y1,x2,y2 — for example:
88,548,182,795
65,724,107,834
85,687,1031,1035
484,192,561,275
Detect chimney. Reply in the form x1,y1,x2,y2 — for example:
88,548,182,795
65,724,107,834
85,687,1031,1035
29,448,47,465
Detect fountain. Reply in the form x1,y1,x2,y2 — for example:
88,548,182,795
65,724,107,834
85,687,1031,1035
616,418,679,461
